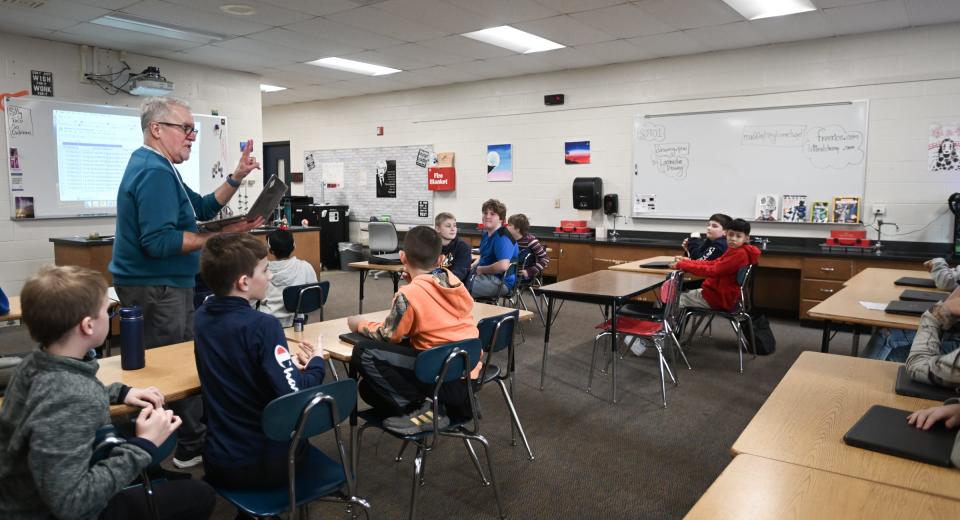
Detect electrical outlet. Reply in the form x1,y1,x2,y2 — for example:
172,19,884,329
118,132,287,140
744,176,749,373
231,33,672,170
872,204,886,216
554,198,560,208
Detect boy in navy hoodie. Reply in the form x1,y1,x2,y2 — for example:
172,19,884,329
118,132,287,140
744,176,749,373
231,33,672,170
194,233,327,494
682,213,731,261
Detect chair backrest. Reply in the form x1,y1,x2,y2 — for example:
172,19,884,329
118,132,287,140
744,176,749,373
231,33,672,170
477,311,519,355
282,281,330,316
261,379,356,442
369,221,399,253
736,264,756,313
414,338,482,385
659,270,685,329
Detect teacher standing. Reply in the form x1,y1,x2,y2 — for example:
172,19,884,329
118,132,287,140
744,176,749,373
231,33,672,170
109,97,262,467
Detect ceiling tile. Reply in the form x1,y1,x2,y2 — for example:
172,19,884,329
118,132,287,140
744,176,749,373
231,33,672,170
244,28,363,57
119,0,272,36
0,6,84,31
325,6,449,42
212,37,318,63
515,15,618,46
570,3,675,39
749,10,835,43
816,0,879,7
75,0,142,8
161,0,315,26
417,35,516,59
533,0,628,15
55,22,202,52
684,21,769,51
373,0,497,35
269,62,362,83
283,16,404,50
391,66,468,87
16,0,110,21
626,31,709,58
904,0,960,25
376,43,477,67
0,24,57,41
823,0,911,35
574,39,659,63
534,46,609,69
447,0,559,24
634,0,743,30
166,45,272,73
339,49,434,70
258,0,360,17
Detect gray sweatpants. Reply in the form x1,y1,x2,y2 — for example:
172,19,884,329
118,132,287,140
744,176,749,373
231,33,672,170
679,288,711,310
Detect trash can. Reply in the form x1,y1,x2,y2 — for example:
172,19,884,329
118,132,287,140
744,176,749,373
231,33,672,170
338,242,363,271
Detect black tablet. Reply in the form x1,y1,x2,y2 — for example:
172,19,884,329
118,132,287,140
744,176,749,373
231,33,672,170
899,290,947,303
640,261,671,269
894,277,937,288
885,300,935,316
894,366,960,401
338,332,367,345
843,405,956,467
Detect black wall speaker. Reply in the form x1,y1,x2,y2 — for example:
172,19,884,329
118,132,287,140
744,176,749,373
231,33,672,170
603,194,619,215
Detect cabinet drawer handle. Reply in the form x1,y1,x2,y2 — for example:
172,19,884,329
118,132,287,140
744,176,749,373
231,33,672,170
819,288,835,294
819,267,836,272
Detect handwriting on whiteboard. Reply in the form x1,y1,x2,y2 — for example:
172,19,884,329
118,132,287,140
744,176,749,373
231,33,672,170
741,125,805,147
651,142,689,180
8,106,33,137
803,125,864,169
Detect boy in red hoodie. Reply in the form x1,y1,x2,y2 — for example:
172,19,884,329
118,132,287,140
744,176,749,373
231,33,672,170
670,218,760,311
348,226,479,435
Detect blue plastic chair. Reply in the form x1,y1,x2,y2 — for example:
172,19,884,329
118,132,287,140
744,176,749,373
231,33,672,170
213,379,370,520
282,281,330,323
92,428,178,520
476,311,534,460
356,339,506,520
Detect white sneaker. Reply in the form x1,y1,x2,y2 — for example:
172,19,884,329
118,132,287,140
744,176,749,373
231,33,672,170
628,337,649,357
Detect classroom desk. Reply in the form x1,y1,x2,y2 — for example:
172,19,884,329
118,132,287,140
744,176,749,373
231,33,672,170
348,261,405,314
685,454,960,520
2,295,21,326
808,268,941,353
534,270,665,403
731,351,960,502
607,255,676,275
285,302,534,362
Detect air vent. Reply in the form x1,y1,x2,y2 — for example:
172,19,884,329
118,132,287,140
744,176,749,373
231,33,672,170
0,0,46,8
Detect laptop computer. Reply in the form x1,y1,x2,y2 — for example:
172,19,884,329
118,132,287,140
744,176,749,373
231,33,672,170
894,366,960,401
899,289,947,303
885,300,935,316
369,252,402,265
843,405,956,467
640,261,671,269
894,277,937,289
338,332,367,345
198,175,287,232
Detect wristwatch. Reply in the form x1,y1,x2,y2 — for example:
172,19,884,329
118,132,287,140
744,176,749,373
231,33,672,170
226,174,241,188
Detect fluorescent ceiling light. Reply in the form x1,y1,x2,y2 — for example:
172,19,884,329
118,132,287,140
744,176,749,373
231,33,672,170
90,14,225,43
306,57,401,76
260,84,287,92
462,26,565,54
722,0,816,20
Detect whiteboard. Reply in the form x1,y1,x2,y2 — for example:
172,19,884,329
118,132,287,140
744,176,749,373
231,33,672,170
631,101,869,222
5,97,227,220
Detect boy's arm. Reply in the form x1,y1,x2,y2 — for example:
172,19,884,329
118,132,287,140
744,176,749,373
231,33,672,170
356,292,415,344
905,306,960,386
677,250,745,278
524,238,549,279
451,241,473,282
928,258,960,291
259,321,325,394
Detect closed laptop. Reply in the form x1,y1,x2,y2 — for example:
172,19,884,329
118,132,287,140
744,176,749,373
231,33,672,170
894,277,937,288
894,366,960,401
843,405,956,467
899,290,947,303
640,261,671,269
885,300,935,316
338,332,367,345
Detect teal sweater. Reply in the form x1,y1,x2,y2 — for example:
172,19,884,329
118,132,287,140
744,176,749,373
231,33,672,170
109,147,222,288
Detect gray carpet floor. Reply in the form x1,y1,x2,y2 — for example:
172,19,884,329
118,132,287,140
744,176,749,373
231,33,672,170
0,269,848,519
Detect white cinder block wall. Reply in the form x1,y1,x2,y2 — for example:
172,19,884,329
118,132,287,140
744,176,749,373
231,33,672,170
264,23,960,245
0,32,263,296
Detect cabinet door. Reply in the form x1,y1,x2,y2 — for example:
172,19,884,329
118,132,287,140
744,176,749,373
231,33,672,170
558,243,595,280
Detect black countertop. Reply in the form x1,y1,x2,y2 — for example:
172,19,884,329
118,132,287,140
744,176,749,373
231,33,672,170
457,224,952,263
49,226,320,246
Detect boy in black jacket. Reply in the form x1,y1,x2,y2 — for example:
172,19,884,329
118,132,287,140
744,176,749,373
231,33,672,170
194,233,327,493
683,213,731,261
436,212,472,282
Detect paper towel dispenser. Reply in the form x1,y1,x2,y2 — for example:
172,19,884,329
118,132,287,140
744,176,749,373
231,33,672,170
573,177,602,210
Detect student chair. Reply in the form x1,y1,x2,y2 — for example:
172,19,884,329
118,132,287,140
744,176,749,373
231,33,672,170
91,429,178,520
475,259,521,307
355,339,506,520
513,250,548,326
476,311,535,460
282,281,330,323
212,379,370,520
589,270,689,407
677,264,757,373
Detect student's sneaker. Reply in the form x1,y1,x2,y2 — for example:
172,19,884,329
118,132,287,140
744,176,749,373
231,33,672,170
383,400,451,435
627,336,649,357
172,447,203,469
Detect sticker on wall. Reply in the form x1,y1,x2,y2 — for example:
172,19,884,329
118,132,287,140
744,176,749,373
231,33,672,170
9,147,20,171
416,148,430,168
418,200,429,218
30,70,53,97
564,141,590,165
376,159,397,198
15,196,34,218
486,144,512,182
929,124,960,173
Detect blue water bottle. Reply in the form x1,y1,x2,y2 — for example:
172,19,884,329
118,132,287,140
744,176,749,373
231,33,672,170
119,306,145,370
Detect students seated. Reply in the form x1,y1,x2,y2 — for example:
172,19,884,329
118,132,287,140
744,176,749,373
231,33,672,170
903,289,960,387
925,257,960,291
670,218,761,311
0,265,214,520
435,212,472,282
194,233,327,492
506,213,549,282
258,229,319,327
347,226,479,434
682,213,732,261
469,199,518,299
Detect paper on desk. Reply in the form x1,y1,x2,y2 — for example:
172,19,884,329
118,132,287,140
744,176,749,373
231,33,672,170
859,301,888,311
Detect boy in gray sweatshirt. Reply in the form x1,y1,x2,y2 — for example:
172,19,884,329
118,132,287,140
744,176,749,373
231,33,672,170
0,265,214,519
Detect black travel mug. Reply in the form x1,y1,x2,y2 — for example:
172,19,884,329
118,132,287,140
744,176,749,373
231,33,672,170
119,306,145,370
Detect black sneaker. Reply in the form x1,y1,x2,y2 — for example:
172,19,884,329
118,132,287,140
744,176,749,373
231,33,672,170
172,447,203,469
383,400,451,435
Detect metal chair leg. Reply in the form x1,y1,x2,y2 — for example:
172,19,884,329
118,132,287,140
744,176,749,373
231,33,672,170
462,438,489,485
495,379,535,460
139,470,161,520
669,330,691,370
656,341,668,408
409,446,425,520
473,435,506,520
588,332,605,393
729,320,744,373
396,440,409,462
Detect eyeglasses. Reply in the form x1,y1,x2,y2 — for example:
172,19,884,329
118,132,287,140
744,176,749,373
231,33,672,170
156,121,198,136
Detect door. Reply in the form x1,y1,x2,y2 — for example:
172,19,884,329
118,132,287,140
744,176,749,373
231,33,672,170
263,141,291,191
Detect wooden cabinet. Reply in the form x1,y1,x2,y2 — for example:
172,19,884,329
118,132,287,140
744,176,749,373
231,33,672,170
541,240,559,278
802,258,853,281
557,242,594,281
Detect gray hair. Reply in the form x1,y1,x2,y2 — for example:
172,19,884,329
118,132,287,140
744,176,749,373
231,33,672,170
140,97,190,131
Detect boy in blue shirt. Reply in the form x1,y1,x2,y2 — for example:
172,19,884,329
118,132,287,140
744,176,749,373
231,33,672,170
469,199,518,299
194,233,327,493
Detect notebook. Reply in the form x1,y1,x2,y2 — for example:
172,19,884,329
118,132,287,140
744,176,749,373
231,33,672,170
894,277,937,288
640,261,671,269
843,405,956,467
894,366,960,401
338,332,367,345
899,289,947,303
885,300,935,316
198,175,287,232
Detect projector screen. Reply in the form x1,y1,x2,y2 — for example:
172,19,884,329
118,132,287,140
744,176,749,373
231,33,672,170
6,97,224,220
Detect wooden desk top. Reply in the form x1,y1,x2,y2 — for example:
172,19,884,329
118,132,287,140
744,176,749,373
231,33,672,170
685,454,960,520
536,270,665,301
732,351,960,501
286,302,533,362
808,269,939,329
608,255,676,274
348,261,406,273
3,296,21,322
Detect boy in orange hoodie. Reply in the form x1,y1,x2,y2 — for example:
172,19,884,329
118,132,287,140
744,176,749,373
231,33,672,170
670,218,761,311
348,226,479,435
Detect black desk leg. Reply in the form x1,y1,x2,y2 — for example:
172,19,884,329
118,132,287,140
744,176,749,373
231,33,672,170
610,307,618,404
851,324,861,358
348,363,359,486
820,320,832,353
539,296,555,391
358,270,367,314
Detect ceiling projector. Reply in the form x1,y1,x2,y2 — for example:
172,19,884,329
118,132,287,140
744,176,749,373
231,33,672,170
129,66,174,96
